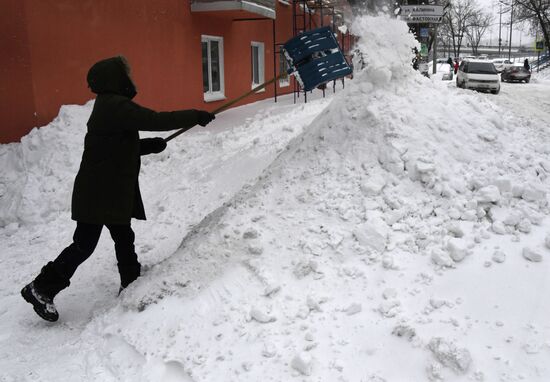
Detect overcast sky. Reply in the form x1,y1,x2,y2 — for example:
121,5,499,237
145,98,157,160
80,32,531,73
478,0,536,46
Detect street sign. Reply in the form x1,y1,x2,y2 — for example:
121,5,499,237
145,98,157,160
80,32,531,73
401,5,444,14
535,40,544,51
407,15,443,23
400,5,444,24
420,28,429,38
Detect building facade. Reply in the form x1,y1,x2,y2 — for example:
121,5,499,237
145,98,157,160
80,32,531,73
1,0,351,143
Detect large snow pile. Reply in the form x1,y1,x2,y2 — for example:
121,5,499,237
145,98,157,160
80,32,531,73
1,14,550,382
108,15,550,381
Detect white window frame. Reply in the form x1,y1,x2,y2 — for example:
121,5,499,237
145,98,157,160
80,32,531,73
251,41,265,91
202,35,225,102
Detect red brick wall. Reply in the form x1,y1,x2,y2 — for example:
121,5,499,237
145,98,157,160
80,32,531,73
0,0,298,143
0,0,37,143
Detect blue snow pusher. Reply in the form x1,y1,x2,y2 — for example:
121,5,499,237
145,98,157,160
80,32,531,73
165,26,352,143
283,26,353,91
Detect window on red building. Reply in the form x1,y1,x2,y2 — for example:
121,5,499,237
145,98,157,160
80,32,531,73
251,41,265,90
202,35,225,102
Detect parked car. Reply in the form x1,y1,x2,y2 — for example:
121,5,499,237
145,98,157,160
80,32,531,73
456,59,500,94
501,64,531,83
492,58,512,72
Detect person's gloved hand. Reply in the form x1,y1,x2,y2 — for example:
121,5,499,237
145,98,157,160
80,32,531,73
141,137,166,154
196,110,216,127
151,137,166,154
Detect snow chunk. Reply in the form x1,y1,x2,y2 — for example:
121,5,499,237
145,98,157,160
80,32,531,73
392,324,416,341
361,173,387,196
3,222,19,236
428,338,472,374
430,299,448,309
446,223,464,238
353,218,389,253
476,185,501,203
248,245,263,255
522,247,543,262
382,255,397,269
492,177,512,194
243,228,260,239
250,308,276,323
492,251,506,263
492,221,507,235
447,239,468,262
306,295,325,312
431,249,454,268
293,260,321,279
345,303,362,316
291,352,313,376
379,300,400,318
517,219,532,233
262,343,277,358
416,160,435,174
512,185,525,198
522,186,546,202
489,207,522,226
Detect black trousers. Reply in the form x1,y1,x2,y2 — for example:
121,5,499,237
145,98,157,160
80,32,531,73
34,222,141,298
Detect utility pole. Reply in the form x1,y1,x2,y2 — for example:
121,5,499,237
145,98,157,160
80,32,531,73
536,30,540,72
508,2,513,61
498,3,502,56
433,25,438,75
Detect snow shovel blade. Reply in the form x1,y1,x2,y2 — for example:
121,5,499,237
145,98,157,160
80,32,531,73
283,26,352,91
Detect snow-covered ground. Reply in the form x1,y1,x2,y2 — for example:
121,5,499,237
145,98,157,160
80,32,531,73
2,15,550,382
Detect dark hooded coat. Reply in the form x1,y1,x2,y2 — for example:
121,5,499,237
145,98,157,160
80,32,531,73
72,56,200,225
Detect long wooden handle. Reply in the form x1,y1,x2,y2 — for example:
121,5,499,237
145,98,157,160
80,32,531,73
164,75,283,143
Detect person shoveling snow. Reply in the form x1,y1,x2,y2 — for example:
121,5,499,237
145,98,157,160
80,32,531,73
21,56,215,322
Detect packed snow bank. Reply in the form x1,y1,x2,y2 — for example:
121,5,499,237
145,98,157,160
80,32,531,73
0,96,330,231
3,14,550,382
0,103,90,226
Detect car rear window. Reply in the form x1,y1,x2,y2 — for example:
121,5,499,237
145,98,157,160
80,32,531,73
508,66,528,71
468,62,497,74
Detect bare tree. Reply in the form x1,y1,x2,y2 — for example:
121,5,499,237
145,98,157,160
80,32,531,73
466,12,493,55
443,0,478,58
513,0,550,56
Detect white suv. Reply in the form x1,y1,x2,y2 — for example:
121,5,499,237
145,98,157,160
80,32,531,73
492,58,512,72
456,59,500,94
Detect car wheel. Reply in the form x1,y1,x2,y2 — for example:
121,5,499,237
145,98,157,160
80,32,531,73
525,78,530,83
492,87,500,95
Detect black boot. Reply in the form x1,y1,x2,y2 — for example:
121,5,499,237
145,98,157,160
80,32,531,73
118,262,141,295
21,282,59,322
